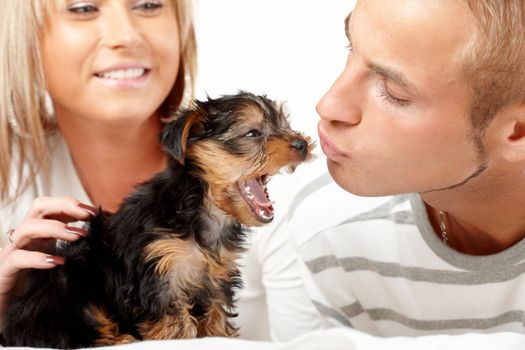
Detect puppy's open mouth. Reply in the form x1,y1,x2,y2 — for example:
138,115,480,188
236,175,274,223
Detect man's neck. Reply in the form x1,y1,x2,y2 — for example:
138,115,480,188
421,170,525,255
425,205,523,255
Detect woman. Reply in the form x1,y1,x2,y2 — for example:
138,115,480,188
0,0,196,331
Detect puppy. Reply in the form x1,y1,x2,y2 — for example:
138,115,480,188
0,92,313,348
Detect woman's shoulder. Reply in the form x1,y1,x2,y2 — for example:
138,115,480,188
0,131,86,237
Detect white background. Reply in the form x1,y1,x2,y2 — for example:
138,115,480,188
193,1,357,340
194,0,357,144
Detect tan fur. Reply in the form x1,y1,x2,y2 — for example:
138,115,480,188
144,235,239,292
1,94,312,348
135,95,312,341
142,237,240,339
239,104,265,125
109,95,310,343
178,112,205,164
188,133,312,226
139,308,198,339
191,140,253,185
202,248,238,285
90,305,137,346
144,237,206,291
197,302,238,337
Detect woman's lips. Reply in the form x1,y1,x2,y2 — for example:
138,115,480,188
94,64,151,89
318,125,350,159
94,69,150,89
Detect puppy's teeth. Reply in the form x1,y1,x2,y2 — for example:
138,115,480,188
247,193,254,200
244,186,252,194
261,212,272,220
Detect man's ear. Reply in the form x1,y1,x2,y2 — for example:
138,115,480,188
160,110,204,165
499,103,525,162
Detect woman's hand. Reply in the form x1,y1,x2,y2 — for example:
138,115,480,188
0,196,96,329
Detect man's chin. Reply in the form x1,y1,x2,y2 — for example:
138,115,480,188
326,159,363,195
326,158,402,198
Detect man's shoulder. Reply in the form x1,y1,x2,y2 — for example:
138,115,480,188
270,156,413,246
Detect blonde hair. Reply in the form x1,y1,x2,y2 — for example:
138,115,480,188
0,0,197,201
463,1,525,147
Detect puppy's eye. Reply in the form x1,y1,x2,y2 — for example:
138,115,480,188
245,129,262,138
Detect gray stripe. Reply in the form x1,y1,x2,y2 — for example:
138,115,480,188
339,302,525,331
287,173,333,219
342,194,411,224
306,256,525,285
341,301,364,318
306,255,340,274
312,301,353,327
410,194,525,272
338,210,415,226
264,172,332,239
330,194,414,228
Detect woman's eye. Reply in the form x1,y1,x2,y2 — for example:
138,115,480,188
134,1,164,12
68,4,98,15
245,129,262,138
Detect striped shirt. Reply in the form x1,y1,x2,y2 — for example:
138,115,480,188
284,160,525,337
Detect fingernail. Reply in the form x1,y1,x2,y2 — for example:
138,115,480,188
46,256,65,265
65,226,88,237
79,203,97,216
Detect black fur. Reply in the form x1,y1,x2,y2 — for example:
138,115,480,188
0,92,312,348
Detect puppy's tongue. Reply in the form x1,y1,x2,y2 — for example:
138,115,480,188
246,179,273,208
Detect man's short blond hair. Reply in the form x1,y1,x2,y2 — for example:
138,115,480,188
463,0,525,146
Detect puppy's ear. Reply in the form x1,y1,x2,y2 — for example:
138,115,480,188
160,110,204,165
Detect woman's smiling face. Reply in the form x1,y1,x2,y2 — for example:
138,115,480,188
41,0,180,127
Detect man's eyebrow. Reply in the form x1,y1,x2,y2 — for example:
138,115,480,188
368,63,416,91
344,11,352,41
344,9,416,92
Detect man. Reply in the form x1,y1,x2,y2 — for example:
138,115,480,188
243,0,525,341
318,0,525,256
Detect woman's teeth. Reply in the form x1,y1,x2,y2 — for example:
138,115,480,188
97,68,145,80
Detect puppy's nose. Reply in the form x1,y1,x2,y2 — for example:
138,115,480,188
291,139,308,160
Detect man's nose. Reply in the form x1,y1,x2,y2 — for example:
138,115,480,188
316,67,363,126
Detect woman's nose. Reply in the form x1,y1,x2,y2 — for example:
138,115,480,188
101,6,142,49
316,67,362,126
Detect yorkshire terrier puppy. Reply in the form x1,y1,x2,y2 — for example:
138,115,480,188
0,92,313,349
